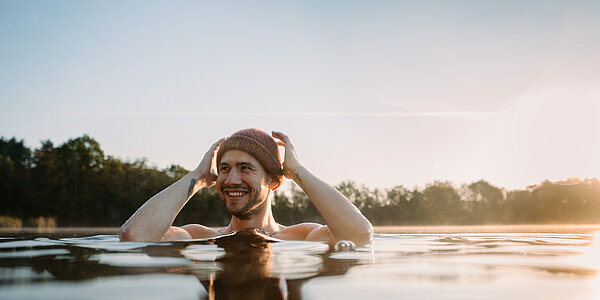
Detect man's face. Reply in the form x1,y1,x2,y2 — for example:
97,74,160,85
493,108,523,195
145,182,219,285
216,150,273,219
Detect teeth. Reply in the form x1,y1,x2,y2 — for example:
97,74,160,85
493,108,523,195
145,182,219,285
228,191,246,197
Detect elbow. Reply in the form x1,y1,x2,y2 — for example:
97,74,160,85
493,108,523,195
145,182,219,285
339,223,373,246
119,223,164,242
119,224,136,242
355,224,374,246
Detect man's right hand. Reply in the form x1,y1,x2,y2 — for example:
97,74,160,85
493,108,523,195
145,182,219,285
121,137,225,242
193,138,225,188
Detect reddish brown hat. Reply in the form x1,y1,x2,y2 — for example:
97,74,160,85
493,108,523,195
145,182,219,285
216,128,283,189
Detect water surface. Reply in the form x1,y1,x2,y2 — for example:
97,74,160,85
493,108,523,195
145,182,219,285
1,226,599,299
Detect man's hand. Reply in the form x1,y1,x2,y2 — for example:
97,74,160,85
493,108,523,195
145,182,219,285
121,137,225,242
193,138,225,187
272,130,374,244
272,131,302,182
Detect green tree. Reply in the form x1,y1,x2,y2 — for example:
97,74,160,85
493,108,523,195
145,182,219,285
385,185,413,225
0,137,33,218
3,134,600,227
421,181,464,224
272,189,294,225
461,180,507,224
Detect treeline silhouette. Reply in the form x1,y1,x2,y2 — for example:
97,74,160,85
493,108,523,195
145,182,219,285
1,135,599,227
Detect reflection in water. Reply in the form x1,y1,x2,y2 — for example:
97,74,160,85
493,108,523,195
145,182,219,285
180,229,357,300
204,242,284,299
1,227,600,299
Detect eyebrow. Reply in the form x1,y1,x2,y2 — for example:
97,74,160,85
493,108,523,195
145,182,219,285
237,162,256,169
219,161,257,169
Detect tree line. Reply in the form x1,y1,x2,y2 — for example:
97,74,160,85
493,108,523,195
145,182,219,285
1,135,599,227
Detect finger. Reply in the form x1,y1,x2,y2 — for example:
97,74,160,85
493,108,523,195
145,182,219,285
273,132,294,150
271,131,281,141
204,138,225,162
211,137,225,149
209,137,226,153
271,131,289,142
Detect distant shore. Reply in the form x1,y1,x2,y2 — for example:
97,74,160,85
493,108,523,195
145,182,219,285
2,224,600,236
374,224,600,234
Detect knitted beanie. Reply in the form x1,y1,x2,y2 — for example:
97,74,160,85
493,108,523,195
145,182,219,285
216,128,283,189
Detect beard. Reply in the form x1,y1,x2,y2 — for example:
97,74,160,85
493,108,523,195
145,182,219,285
224,189,268,220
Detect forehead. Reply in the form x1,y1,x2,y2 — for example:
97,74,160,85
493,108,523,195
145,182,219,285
220,150,264,169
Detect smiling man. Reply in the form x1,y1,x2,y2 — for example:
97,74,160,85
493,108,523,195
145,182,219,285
119,129,373,244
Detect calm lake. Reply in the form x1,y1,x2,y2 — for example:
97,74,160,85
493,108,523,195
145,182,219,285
1,225,599,299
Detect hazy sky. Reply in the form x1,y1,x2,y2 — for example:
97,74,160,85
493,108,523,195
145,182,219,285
1,1,599,190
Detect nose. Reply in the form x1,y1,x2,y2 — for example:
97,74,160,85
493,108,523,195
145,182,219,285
224,168,242,185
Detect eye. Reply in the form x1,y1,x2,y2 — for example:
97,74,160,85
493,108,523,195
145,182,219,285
241,165,251,171
219,166,230,172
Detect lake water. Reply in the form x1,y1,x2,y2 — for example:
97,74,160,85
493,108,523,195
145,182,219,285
1,226,599,299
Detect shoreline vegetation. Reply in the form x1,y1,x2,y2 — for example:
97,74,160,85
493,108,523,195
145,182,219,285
0,216,56,229
2,135,600,228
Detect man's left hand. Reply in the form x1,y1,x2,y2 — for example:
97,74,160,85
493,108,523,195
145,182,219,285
272,131,303,181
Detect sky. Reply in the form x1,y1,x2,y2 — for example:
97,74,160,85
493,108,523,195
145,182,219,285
1,0,599,191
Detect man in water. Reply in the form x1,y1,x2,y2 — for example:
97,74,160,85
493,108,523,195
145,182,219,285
120,129,373,244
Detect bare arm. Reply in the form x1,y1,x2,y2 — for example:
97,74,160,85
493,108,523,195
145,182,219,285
272,132,373,245
119,138,224,242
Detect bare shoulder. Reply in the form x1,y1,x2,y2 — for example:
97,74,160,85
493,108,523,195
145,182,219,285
275,223,334,242
183,224,221,239
162,224,220,241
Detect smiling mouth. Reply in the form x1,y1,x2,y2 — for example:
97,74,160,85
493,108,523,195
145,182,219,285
226,191,248,197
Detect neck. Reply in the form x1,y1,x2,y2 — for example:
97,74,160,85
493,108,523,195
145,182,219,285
225,192,280,234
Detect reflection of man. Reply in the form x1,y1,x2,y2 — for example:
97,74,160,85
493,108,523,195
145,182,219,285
120,128,373,244
175,229,354,300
